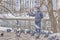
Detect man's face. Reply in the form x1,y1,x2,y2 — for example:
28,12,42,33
34,8,39,12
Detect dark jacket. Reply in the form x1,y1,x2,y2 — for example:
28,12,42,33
27,11,43,23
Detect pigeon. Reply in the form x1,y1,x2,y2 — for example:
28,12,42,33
24,29,31,34
0,33,4,37
7,29,12,32
48,35,58,40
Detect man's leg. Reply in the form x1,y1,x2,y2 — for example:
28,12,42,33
35,22,41,33
35,22,41,38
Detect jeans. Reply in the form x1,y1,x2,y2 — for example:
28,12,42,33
35,21,41,33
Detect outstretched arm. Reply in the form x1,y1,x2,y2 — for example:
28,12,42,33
27,12,35,17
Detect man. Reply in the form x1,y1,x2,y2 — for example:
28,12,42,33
27,7,43,38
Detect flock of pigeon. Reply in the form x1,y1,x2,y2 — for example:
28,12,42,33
0,28,60,40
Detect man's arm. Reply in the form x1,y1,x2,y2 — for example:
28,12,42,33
27,12,35,17
40,12,43,18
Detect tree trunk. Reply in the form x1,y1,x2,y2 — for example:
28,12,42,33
47,0,57,33
57,9,60,32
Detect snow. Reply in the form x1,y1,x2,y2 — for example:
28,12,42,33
2,13,15,18
0,27,12,31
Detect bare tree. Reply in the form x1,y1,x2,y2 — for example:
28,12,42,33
46,0,57,33
0,0,2,3
57,9,60,32
39,0,57,32
0,0,16,16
